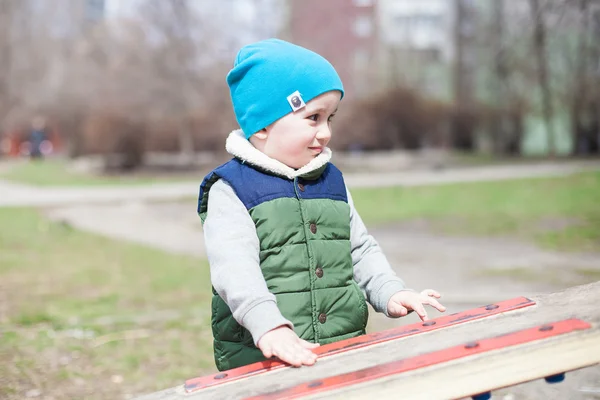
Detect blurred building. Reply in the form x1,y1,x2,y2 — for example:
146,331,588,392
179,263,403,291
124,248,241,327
377,0,459,100
84,0,105,22
378,0,452,61
283,0,476,100
286,0,378,98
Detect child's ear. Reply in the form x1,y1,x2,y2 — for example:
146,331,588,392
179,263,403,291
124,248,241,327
253,128,269,140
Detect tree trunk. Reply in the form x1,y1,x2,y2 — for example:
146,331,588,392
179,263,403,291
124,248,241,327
529,0,556,157
0,0,13,116
452,0,477,151
177,120,195,166
591,6,600,154
491,0,508,155
173,0,196,166
571,0,591,155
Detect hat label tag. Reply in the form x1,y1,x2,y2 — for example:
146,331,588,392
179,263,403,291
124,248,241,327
287,91,306,112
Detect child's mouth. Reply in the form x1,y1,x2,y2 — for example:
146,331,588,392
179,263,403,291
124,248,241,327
309,147,323,153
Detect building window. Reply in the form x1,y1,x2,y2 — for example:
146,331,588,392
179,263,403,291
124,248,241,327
353,15,373,38
353,0,374,7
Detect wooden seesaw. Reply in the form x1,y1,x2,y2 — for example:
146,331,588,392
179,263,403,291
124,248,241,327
135,281,600,400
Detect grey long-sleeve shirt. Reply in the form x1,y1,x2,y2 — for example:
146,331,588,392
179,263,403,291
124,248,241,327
203,179,407,346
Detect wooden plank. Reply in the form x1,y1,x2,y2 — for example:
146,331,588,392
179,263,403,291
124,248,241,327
247,319,595,400
133,281,600,400
184,297,534,393
313,328,600,400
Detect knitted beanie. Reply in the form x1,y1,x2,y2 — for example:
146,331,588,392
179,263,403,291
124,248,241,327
227,39,344,139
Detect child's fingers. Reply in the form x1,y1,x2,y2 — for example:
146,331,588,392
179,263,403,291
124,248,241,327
424,297,446,312
389,302,408,317
261,345,273,359
274,347,303,367
292,346,317,366
421,289,441,298
298,343,318,360
301,350,318,366
411,302,428,321
275,343,317,367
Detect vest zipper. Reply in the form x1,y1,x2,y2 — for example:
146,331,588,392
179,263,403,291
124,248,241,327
294,177,320,342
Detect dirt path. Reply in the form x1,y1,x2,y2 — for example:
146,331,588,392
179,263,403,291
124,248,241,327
46,201,600,313
3,160,600,207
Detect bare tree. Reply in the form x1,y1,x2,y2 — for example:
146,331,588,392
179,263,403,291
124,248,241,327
594,4,600,150
137,0,235,164
571,0,590,154
0,0,13,117
452,0,478,150
529,0,556,156
490,0,509,154
566,0,600,155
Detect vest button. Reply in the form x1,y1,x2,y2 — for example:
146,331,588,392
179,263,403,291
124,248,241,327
298,183,305,192
309,223,317,234
318,313,327,324
315,267,323,278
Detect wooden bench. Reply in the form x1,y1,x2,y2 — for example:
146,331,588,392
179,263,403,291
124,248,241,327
135,281,600,400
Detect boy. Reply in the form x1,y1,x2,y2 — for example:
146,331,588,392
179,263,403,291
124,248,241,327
197,39,445,372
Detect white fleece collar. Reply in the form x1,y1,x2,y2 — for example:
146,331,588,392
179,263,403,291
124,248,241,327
225,130,332,180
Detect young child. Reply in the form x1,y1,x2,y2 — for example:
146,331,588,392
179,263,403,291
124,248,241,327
198,39,445,372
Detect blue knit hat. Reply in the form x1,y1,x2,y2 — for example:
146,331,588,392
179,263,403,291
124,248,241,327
227,39,345,139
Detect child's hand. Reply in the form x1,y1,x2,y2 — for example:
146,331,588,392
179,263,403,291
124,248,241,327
387,289,446,321
257,326,320,367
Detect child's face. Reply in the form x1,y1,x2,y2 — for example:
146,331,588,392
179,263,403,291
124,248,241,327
251,91,341,169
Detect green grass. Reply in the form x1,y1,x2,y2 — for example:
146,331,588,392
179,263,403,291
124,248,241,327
0,159,195,186
575,268,600,280
352,171,600,251
0,208,215,399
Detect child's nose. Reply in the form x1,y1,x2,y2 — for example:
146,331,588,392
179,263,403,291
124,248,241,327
316,126,331,143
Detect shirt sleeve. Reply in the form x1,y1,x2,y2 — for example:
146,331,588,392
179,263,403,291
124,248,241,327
203,179,293,345
347,188,410,317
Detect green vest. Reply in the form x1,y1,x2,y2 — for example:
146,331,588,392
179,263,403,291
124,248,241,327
198,159,368,371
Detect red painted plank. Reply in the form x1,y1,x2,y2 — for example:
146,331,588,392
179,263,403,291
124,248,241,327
185,297,534,393
247,319,591,400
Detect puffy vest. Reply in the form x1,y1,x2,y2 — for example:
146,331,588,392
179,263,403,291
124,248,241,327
198,158,368,371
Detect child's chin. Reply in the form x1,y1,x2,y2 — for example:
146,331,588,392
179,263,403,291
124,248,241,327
286,154,319,169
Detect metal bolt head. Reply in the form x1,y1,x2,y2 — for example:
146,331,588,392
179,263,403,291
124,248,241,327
539,325,554,332
214,373,228,380
465,341,479,349
423,321,436,327
485,304,499,310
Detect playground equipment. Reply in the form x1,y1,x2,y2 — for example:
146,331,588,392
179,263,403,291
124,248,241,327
135,281,600,399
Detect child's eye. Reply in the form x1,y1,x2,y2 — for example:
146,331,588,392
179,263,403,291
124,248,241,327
328,113,336,123
307,114,319,122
